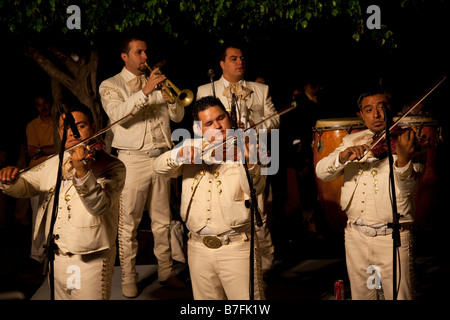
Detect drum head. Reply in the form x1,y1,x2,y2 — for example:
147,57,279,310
393,115,437,126
314,117,365,130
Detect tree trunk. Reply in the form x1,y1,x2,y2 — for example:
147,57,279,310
24,45,111,152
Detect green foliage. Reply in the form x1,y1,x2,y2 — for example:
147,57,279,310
0,0,423,48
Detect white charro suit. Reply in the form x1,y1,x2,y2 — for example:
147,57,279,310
99,67,185,292
315,129,424,299
154,141,266,299
1,151,126,299
197,76,279,272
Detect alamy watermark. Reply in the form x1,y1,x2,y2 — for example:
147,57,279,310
366,265,382,289
66,5,81,30
366,5,381,30
66,265,81,290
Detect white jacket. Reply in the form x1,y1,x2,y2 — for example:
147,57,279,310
315,129,424,225
99,67,184,150
1,152,125,254
154,141,266,234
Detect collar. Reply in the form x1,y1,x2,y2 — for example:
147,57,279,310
120,66,144,83
222,76,244,88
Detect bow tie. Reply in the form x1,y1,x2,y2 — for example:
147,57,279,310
127,75,148,93
62,157,74,181
222,83,253,100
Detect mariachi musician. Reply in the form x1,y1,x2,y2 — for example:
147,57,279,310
315,87,425,300
99,34,187,298
197,45,279,276
0,103,126,300
154,96,267,300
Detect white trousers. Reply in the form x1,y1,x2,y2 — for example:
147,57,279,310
30,195,45,262
345,224,414,300
187,232,264,300
52,246,116,300
117,153,179,283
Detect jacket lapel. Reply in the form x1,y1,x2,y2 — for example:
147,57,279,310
215,77,231,111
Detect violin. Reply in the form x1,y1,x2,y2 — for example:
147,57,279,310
81,139,105,164
0,138,106,185
370,125,430,159
200,101,298,162
367,74,446,159
1,109,135,184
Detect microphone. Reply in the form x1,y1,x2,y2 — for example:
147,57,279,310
59,100,80,139
208,69,216,98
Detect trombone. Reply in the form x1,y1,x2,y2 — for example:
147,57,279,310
144,62,194,107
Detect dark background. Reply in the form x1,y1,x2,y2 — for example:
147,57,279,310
1,0,449,303
2,1,449,154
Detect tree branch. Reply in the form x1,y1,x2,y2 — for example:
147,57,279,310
24,46,75,89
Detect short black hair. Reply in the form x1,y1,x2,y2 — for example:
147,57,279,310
58,102,95,125
357,87,392,110
192,96,228,121
218,43,245,62
119,33,146,55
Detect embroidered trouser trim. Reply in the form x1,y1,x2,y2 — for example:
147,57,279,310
117,154,178,284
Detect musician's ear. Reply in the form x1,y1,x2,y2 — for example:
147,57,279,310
193,120,202,137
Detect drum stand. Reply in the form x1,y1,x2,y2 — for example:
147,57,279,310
383,104,402,301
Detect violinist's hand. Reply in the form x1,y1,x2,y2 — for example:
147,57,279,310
178,145,202,164
339,144,369,164
142,68,167,96
70,145,89,179
0,166,20,184
396,130,415,167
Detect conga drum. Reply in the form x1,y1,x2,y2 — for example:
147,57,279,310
393,115,440,226
312,118,366,231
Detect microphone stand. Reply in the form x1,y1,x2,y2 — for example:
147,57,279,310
208,69,216,98
42,106,74,300
382,104,401,300
231,94,263,300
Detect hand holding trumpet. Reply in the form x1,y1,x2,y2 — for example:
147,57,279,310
143,62,194,107
142,66,168,97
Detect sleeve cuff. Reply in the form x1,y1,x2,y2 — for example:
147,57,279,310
73,171,91,185
394,159,413,180
139,90,149,100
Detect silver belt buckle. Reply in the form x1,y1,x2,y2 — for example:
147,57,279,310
203,236,222,249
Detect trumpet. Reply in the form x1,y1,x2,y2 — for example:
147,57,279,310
144,62,194,107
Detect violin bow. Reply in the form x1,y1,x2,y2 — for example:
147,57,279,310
200,100,298,159
368,74,447,152
16,112,136,175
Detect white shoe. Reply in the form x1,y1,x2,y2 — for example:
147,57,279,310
122,282,138,298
